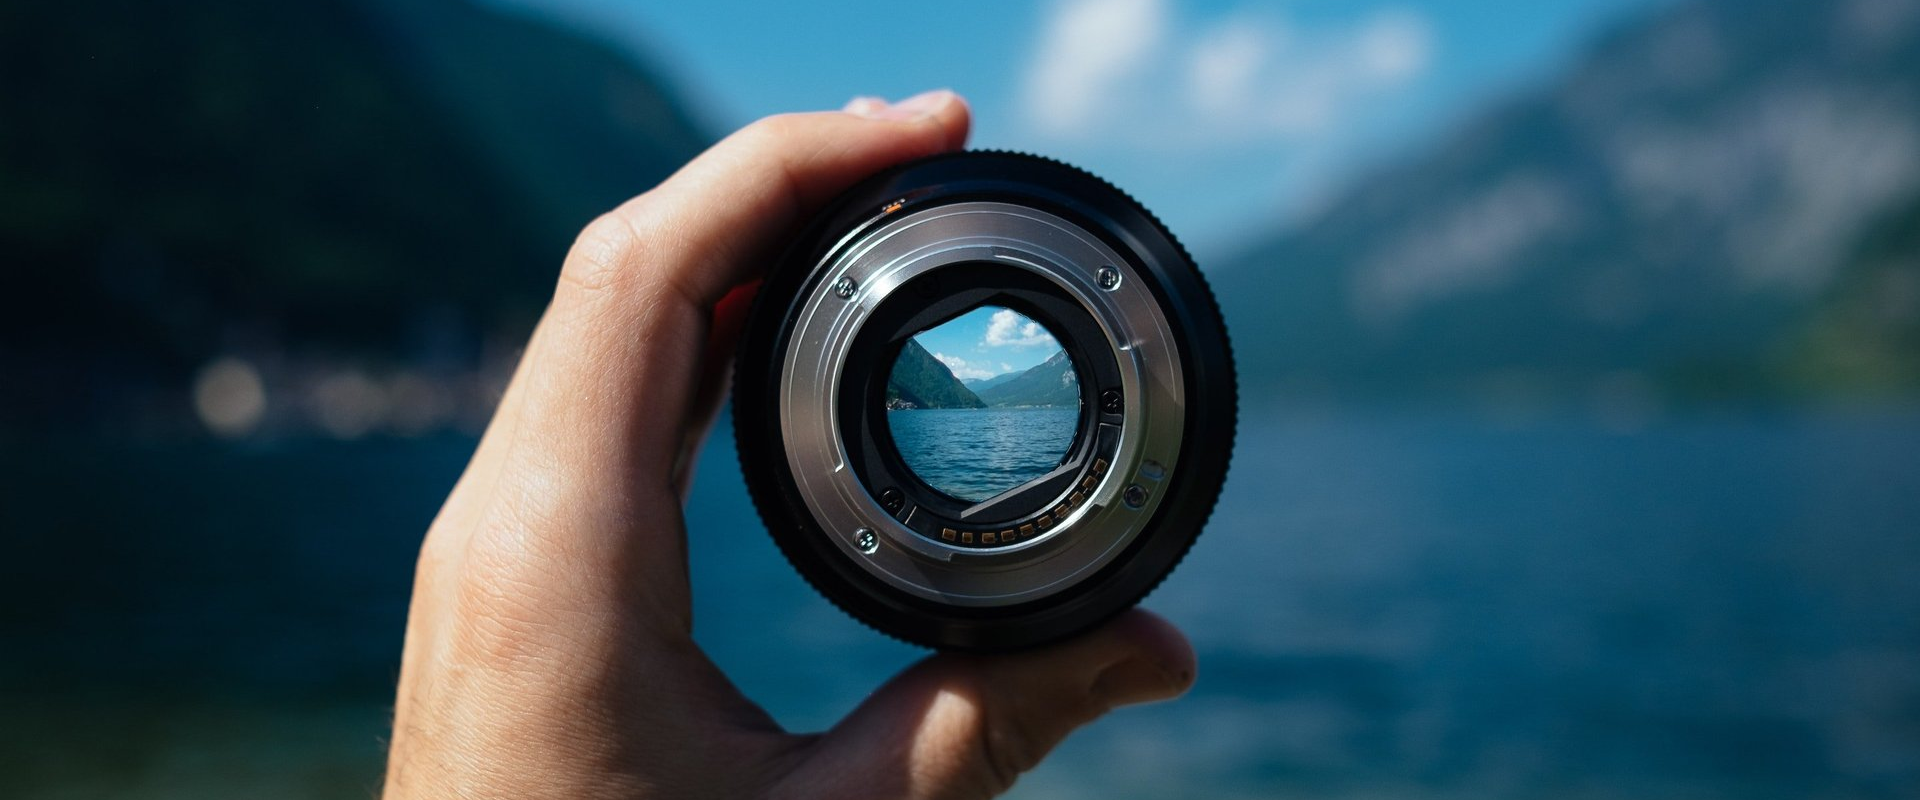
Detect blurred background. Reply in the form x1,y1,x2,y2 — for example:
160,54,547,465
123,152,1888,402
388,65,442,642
4,0,1919,796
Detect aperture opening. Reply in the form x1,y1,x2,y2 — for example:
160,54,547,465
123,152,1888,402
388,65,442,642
885,306,1082,503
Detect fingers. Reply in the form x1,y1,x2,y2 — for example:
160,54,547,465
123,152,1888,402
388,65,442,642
560,90,969,313
463,95,969,603
520,91,971,491
796,610,1197,799
671,280,760,498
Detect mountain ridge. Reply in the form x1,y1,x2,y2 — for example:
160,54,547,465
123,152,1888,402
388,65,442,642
1213,0,1920,405
887,340,987,410
963,373,1021,392
979,349,1081,408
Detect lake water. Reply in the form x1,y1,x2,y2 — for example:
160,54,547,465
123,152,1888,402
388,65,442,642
888,407,1078,501
5,409,1920,798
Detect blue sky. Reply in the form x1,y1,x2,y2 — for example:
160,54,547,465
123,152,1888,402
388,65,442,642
488,0,1666,262
910,306,1062,381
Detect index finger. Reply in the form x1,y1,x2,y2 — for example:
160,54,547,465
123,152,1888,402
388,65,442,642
565,90,970,316
489,93,970,585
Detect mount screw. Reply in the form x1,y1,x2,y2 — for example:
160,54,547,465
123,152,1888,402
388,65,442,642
832,276,858,299
1097,266,1121,290
854,528,878,554
1100,389,1123,415
1123,484,1148,509
880,488,904,514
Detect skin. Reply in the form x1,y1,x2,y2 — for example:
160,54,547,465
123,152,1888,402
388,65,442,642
384,90,1198,800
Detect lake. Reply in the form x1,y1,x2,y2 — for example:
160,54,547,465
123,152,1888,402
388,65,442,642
888,406,1079,501
4,408,1919,798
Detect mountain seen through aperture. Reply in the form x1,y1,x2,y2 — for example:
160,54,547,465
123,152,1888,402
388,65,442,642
885,306,1081,502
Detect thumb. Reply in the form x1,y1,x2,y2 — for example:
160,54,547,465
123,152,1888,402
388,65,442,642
792,610,1196,800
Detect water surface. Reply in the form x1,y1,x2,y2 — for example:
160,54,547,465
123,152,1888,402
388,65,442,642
888,407,1078,501
6,410,1920,798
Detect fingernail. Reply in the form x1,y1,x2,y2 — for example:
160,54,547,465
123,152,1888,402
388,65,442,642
873,89,954,121
1092,654,1192,707
843,95,888,117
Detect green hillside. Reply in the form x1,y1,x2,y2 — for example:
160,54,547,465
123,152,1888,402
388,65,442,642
0,0,708,432
979,350,1080,408
887,340,986,409
1781,194,1920,396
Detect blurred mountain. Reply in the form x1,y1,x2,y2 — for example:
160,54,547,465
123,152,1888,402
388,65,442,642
0,0,708,433
1216,0,1920,406
978,349,1080,408
887,340,985,409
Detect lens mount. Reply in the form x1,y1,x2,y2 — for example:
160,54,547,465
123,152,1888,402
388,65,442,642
734,152,1234,650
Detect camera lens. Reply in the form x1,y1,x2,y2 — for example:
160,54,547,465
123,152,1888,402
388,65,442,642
733,152,1235,650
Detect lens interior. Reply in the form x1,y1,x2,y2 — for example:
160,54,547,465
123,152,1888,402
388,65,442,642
884,306,1082,502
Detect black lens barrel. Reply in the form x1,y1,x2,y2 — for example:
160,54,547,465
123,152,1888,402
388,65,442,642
732,151,1235,651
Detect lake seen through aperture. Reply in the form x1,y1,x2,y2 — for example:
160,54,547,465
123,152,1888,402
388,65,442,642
888,407,1079,501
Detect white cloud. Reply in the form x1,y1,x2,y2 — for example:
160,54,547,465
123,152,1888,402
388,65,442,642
1190,20,1272,116
1187,9,1434,140
1023,0,1166,135
1021,2,1434,144
982,308,1058,348
1356,10,1431,82
932,352,998,381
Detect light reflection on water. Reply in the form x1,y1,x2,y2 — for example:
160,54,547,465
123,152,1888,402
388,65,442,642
888,407,1079,501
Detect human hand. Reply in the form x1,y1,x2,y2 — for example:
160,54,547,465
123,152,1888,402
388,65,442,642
383,90,1197,800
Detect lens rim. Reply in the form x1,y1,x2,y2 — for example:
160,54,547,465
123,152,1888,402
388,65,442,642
733,151,1236,651
778,202,1173,606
